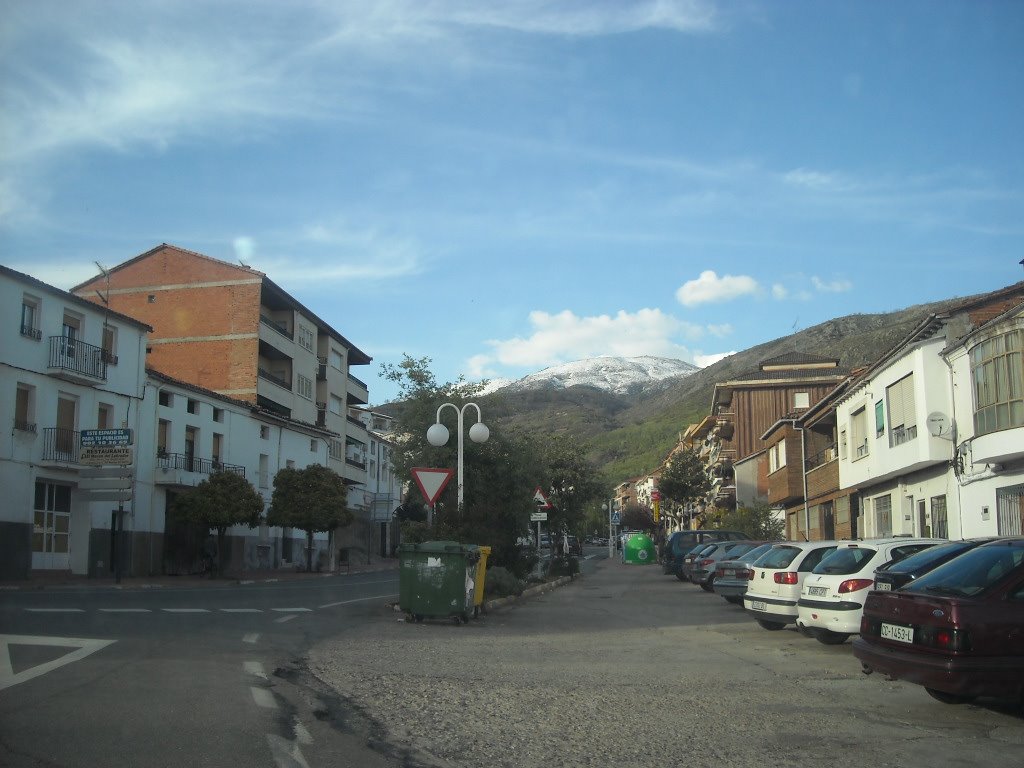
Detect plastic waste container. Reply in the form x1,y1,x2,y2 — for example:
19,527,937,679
622,533,657,565
399,541,480,624
472,545,491,617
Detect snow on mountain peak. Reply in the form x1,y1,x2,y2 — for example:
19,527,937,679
484,355,699,396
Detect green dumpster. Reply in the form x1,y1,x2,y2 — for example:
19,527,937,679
622,533,657,565
399,541,480,624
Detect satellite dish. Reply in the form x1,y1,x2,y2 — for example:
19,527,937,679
927,412,949,438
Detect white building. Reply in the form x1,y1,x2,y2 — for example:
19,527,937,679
350,408,403,557
1,265,151,579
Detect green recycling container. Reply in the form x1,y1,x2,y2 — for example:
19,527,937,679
399,541,480,624
622,533,657,565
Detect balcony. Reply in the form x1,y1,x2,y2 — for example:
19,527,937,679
20,323,42,341
316,402,327,428
156,451,245,478
347,373,369,404
48,336,107,383
259,314,293,341
258,367,292,391
42,427,80,463
317,357,328,381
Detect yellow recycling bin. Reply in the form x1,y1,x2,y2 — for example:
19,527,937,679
472,546,491,617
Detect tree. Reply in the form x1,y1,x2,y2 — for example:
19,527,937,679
618,501,655,532
172,470,263,577
537,436,604,542
657,448,712,526
713,500,786,540
267,464,352,572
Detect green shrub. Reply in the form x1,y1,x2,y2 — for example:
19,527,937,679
547,555,579,578
484,566,523,598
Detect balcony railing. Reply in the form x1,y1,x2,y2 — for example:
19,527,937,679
259,314,293,341
348,372,367,389
805,443,837,471
20,323,42,341
48,336,107,381
42,427,80,463
157,451,245,477
14,419,37,434
258,367,292,390
891,425,917,447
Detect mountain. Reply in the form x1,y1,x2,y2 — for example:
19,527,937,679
480,295,970,485
487,355,700,396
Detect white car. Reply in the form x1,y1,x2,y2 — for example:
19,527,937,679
796,537,943,645
743,541,842,630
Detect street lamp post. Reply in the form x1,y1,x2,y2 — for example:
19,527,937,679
426,402,489,509
603,499,617,559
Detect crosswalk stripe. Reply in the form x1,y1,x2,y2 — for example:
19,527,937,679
25,608,84,613
220,608,263,613
99,608,151,613
162,608,210,613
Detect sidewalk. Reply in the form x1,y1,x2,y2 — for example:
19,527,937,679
0,558,399,591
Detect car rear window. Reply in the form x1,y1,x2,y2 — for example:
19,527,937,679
757,546,801,569
814,546,877,575
904,543,1024,597
742,544,775,564
798,545,838,572
875,541,975,573
723,542,755,558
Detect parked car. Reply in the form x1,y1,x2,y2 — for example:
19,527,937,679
714,542,778,605
680,543,718,582
797,537,942,645
744,541,841,630
663,529,750,577
566,535,582,556
854,538,1024,705
874,538,996,591
690,541,761,592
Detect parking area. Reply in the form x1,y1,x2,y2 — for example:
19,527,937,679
310,557,1023,768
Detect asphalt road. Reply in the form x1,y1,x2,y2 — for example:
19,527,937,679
0,571,402,768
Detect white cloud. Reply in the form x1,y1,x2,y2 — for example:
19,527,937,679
676,270,759,307
783,168,838,189
694,351,734,367
451,0,719,36
12,261,103,291
812,276,853,293
706,323,732,338
483,307,696,368
771,283,788,300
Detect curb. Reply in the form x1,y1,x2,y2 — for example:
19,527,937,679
482,574,575,613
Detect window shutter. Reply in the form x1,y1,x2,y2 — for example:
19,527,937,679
887,380,904,429
902,374,917,428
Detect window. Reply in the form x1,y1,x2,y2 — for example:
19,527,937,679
793,391,810,409
329,439,344,460
310,438,318,452
769,440,787,473
996,484,1024,536
213,408,224,423
61,312,81,358
971,329,1024,436
15,384,36,432
297,324,314,352
187,398,199,415
259,454,270,488
97,403,113,429
874,400,884,438
330,349,344,371
286,459,295,469
851,407,869,459
886,374,917,447
297,374,313,400
212,433,223,465
260,425,270,440
159,391,173,408
873,494,892,537
157,419,169,455
33,481,71,557
20,295,41,340
329,394,344,416
930,495,949,539
101,325,117,364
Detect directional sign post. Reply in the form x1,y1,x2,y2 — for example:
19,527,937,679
80,432,134,584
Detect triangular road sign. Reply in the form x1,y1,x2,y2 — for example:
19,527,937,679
533,487,553,509
0,634,116,692
411,467,454,505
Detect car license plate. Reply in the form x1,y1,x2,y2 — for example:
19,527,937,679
807,586,828,597
876,582,892,591
722,569,735,577
880,623,914,644
750,600,767,611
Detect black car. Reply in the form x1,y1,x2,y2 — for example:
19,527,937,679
873,538,996,591
662,529,751,577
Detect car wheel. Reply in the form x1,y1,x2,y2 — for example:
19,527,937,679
925,688,976,705
699,577,715,593
675,571,688,582
756,619,786,631
814,630,850,645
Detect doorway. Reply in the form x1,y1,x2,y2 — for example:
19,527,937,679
32,481,72,570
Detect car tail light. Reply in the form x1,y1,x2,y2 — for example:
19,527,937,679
737,568,753,580
860,616,879,636
919,626,971,652
838,579,874,594
774,571,799,585
699,558,715,566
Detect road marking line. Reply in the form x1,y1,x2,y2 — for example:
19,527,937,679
242,633,260,644
271,608,312,613
266,734,311,768
0,635,116,692
99,608,151,613
274,615,298,624
221,608,263,613
293,720,313,745
318,593,398,609
162,608,210,613
25,608,84,613
251,686,277,709
243,661,268,680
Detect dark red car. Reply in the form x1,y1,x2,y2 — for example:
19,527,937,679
853,538,1024,706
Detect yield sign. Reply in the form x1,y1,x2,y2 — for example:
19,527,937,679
533,487,553,509
411,467,454,505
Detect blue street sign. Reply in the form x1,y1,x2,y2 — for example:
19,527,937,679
610,512,621,525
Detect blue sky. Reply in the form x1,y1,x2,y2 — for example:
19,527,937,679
3,1,1022,404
